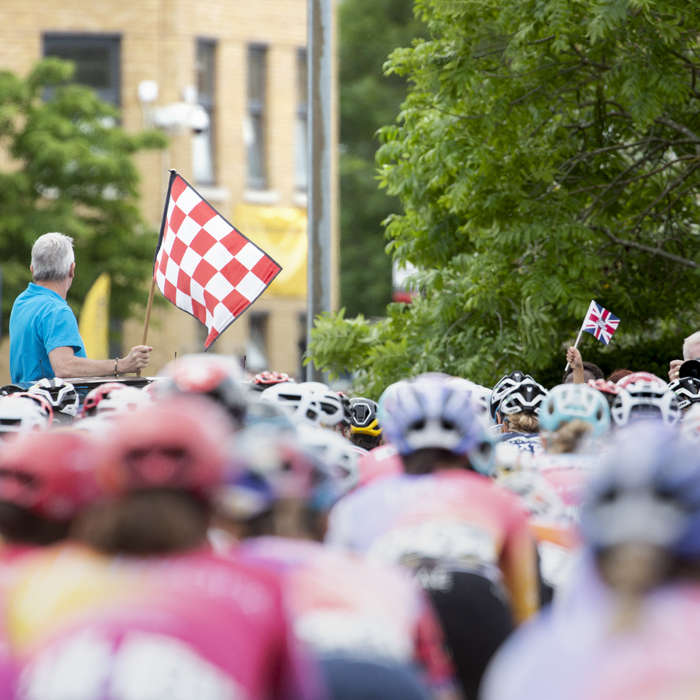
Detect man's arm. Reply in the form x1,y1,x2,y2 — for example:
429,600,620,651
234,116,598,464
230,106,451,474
49,345,152,378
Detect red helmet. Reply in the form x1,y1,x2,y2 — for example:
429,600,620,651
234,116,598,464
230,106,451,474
586,379,622,396
156,354,247,426
617,372,667,390
0,430,104,521
6,392,54,425
80,382,128,418
250,371,294,392
100,397,232,499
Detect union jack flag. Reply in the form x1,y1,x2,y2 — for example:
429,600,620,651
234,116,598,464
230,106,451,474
582,300,620,345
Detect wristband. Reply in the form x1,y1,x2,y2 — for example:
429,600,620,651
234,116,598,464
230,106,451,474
114,358,119,376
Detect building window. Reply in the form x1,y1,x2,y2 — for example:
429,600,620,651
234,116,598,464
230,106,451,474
43,34,120,105
193,39,216,185
295,49,308,191
246,45,267,189
247,312,269,371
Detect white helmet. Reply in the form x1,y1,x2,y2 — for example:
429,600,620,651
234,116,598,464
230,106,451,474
447,377,492,417
302,382,346,427
296,423,362,494
28,378,79,422
0,397,50,440
95,387,148,417
260,383,322,426
611,382,681,427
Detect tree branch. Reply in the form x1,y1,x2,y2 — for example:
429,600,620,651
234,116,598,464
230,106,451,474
597,227,700,269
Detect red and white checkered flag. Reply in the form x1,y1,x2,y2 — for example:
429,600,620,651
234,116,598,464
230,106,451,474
154,171,282,349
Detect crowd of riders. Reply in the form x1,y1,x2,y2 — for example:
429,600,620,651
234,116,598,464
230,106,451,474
0,338,699,699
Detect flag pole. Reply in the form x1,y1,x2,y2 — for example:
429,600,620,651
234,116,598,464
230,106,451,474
564,323,586,373
136,276,157,377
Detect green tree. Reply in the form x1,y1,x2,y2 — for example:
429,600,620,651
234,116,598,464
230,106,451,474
312,0,700,396
0,58,166,336
339,0,425,317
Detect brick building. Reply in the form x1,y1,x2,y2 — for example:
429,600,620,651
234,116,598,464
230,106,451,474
0,0,337,381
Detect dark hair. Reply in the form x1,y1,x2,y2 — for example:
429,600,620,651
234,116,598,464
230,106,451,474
350,433,382,451
607,369,633,383
402,448,469,475
0,502,70,546
73,489,210,556
562,361,604,383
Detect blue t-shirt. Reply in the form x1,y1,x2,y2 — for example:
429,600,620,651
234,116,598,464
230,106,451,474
9,283,86,384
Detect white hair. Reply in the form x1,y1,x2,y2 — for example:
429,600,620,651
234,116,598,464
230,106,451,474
31,233,75,282
683,331,700,360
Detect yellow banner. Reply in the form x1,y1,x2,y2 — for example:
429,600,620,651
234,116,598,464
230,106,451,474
233,205,307,297
79,272,110,359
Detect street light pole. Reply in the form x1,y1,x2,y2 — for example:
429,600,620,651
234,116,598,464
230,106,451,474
306,0,335,381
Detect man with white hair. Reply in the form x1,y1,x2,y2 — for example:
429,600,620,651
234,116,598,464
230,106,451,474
9,233,152,383
668,331,700,381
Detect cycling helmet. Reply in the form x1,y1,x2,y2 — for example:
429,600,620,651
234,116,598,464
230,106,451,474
611,384,681,427
617,372,667,390
668,376,700,411
260,382,322,426
80,382,129,418
296,423,362,494
250,371,293,393
337,391,353,428
581,422,700,556
489,371,530,421
6,392,54,425
499,378,549,416
0,385,23,398
350,398,381,437
100,397,233,498
379,372,495,474
157,354,247,426
28,378,79,422
539,384,611,437
0,430,103,521
0,397,50,440
447,377,492,417
587,378,621,410
95,386,147,417
301,382,346,427
244,398,297,432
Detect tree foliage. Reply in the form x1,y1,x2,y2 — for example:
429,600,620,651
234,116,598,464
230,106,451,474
339,0,426,317
313,0,700,396
0,59,166,336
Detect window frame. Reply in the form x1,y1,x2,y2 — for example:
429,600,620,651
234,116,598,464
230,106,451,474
43,33,121,106
193,37,217,185
246,43,269,190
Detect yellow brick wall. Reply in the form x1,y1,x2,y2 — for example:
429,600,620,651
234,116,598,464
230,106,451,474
0,0,328,382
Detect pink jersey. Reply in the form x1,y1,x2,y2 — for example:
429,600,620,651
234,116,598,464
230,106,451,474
326,471,539,623
2,544,322,700
236,536,456,692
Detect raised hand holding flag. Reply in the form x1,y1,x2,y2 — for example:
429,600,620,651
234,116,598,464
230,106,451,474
564,300,620,372
150,171,282,349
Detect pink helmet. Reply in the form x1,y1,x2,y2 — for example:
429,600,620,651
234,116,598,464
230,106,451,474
80,382,129,418
0,430,104,521
617,372,667,390
100,398,233,499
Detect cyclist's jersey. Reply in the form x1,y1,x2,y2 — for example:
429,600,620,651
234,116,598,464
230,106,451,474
2,543,321,700
483,582,700,700
235,537,456,693
356,444,403,489
497,432,543,456
326,471,539,623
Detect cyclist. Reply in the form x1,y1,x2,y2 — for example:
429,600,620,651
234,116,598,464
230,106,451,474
213,428,460,700
4,398,321,700
326,373,539,700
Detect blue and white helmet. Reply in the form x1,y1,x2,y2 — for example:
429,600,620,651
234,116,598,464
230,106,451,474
582,422,700,557
379,373,495,475
539,384,611,437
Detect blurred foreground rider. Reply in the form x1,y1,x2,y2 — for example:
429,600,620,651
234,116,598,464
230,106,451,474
9,232,151,383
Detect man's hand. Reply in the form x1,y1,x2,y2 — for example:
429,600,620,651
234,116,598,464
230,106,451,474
119,346,153,374
669,359,683,382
